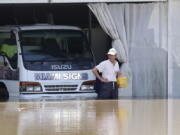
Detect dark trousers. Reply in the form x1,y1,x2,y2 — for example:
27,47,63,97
98,82,118,99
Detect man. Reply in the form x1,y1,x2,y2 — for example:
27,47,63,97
92,48,121,99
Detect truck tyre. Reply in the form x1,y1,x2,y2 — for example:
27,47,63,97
0,84,9,100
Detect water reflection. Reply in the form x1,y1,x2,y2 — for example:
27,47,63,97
0,99,168,135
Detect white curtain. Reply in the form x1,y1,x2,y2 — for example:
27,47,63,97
88,3,132,97
88,3,167,97
88,3,128,62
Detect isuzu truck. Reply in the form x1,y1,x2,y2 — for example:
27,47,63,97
0,24,96,97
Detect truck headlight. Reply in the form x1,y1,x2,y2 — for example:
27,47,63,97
20,82,42,92
81,85,94,90
26,86,34,92
34,86,42,92
80,81,96,91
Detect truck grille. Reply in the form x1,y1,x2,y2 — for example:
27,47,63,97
44,85,78,92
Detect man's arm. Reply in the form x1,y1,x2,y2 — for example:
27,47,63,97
92,67,108,83
116,61,123,76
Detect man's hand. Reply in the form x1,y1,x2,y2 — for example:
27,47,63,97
117,72,123,75
100,78,109,83
92,67,109,83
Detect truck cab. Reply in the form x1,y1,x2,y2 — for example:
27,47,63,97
0,24,96,97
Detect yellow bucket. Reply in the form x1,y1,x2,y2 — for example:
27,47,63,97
117,77,128,88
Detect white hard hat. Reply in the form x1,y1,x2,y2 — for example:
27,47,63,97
107,48,117,55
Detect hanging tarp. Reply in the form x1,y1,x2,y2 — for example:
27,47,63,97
89,3,167,97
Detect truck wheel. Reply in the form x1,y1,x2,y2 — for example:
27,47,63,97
0,84,9,100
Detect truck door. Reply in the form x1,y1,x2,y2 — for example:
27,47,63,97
0,31,19,97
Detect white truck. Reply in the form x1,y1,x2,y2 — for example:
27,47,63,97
0,24,96,98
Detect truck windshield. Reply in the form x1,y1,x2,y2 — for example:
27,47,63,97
19,30,94,71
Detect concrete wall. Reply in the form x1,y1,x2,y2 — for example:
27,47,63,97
168,0,180,98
